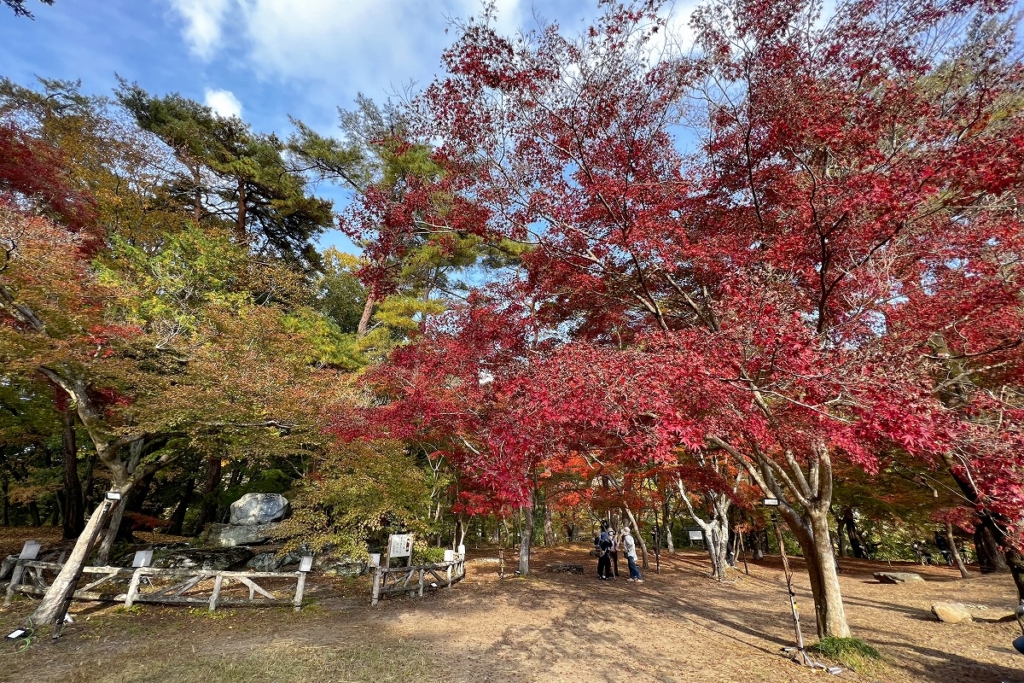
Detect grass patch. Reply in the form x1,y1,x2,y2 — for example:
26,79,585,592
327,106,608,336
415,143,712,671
809,637,882,672
113,605,142,615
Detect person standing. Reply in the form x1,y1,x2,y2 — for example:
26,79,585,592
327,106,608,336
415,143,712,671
609,528,620,578
597,530,613,579
622,527,643,583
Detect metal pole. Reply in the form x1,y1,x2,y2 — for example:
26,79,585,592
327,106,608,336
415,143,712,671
652,525,661,575
772,513,810,666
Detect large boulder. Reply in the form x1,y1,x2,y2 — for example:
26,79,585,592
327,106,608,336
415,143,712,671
874,571,924,584
153,547,253,571
204,522,278,548
315,556,366,578
229,493,290,526
247,552,302,573
932,602,973,624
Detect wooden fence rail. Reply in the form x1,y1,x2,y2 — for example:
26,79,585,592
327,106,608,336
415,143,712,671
5,560,308,612
371,556,466,606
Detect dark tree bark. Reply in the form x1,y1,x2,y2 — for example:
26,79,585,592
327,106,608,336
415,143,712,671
946,521,970,579
81,453,96,512
192,455,223,535
518,500,534,575
839,506,868,559
166,477,195,536
356,294,376,337
28,501,41,527
61,407,84,540
974,522,1009,573
2,478,9,526
542,494,555,547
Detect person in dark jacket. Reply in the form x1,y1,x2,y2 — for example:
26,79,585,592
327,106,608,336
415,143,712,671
597,531,613,579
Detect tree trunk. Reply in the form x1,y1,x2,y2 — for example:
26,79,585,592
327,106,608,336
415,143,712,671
81,453,96,512
835,509,848,558
29,501,41,527
95,498,127,566
840,506,868,559
192,455,223,535
518,503,533,575
236,178,247,242
676,477,730,577
735,441,852,638
61,407,84,540
191,163,202,226
661,499,675,553
782,507,852,639
29,497,115,625
974,522,1009,573
753,529,767,559
946,521,969,579
1,478,8,526
542,495,555,547
356,293,376,338
166,477,195,537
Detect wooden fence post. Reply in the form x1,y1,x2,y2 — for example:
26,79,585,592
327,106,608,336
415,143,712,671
418,568,425,597
293,571,307,612
209,573,224,612
4,563,25,606
371,568,381,606
124,569,143,608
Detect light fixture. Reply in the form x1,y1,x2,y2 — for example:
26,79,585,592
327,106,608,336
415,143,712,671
5,629,27,640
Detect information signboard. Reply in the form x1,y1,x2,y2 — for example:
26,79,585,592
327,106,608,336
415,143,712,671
388,534,413,559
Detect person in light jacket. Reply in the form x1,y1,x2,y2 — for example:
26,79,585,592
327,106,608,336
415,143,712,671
622,527,643,583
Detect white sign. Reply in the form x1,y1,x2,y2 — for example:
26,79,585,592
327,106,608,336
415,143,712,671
19,540,40,560
369,553,381,567
388,534,414,559
443,549,455,562
132,550,153,568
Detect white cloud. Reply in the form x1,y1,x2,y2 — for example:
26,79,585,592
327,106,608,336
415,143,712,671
204,88,243,118
169,0,524,106
168,0,232,60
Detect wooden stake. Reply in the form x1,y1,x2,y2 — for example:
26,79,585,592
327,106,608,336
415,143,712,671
294,572,307,612
209,573,224,612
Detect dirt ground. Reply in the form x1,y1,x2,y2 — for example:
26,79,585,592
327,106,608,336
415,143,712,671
1,540,1023,683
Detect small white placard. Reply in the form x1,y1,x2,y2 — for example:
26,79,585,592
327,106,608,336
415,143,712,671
388,534,413,558
369,553,381,567
299,556,314,573
443,549,455,562
688,530,703,542
19,540,40,560
6,629,27,640
132,550,153,568
457,544,465,557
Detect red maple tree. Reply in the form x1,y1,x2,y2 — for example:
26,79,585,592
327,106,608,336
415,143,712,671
347,0,1024,636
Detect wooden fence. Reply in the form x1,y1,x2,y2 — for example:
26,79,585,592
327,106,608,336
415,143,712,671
371,556,466,606
5,560,308,612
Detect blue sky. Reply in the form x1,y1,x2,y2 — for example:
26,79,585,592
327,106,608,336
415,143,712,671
0,0,617,253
